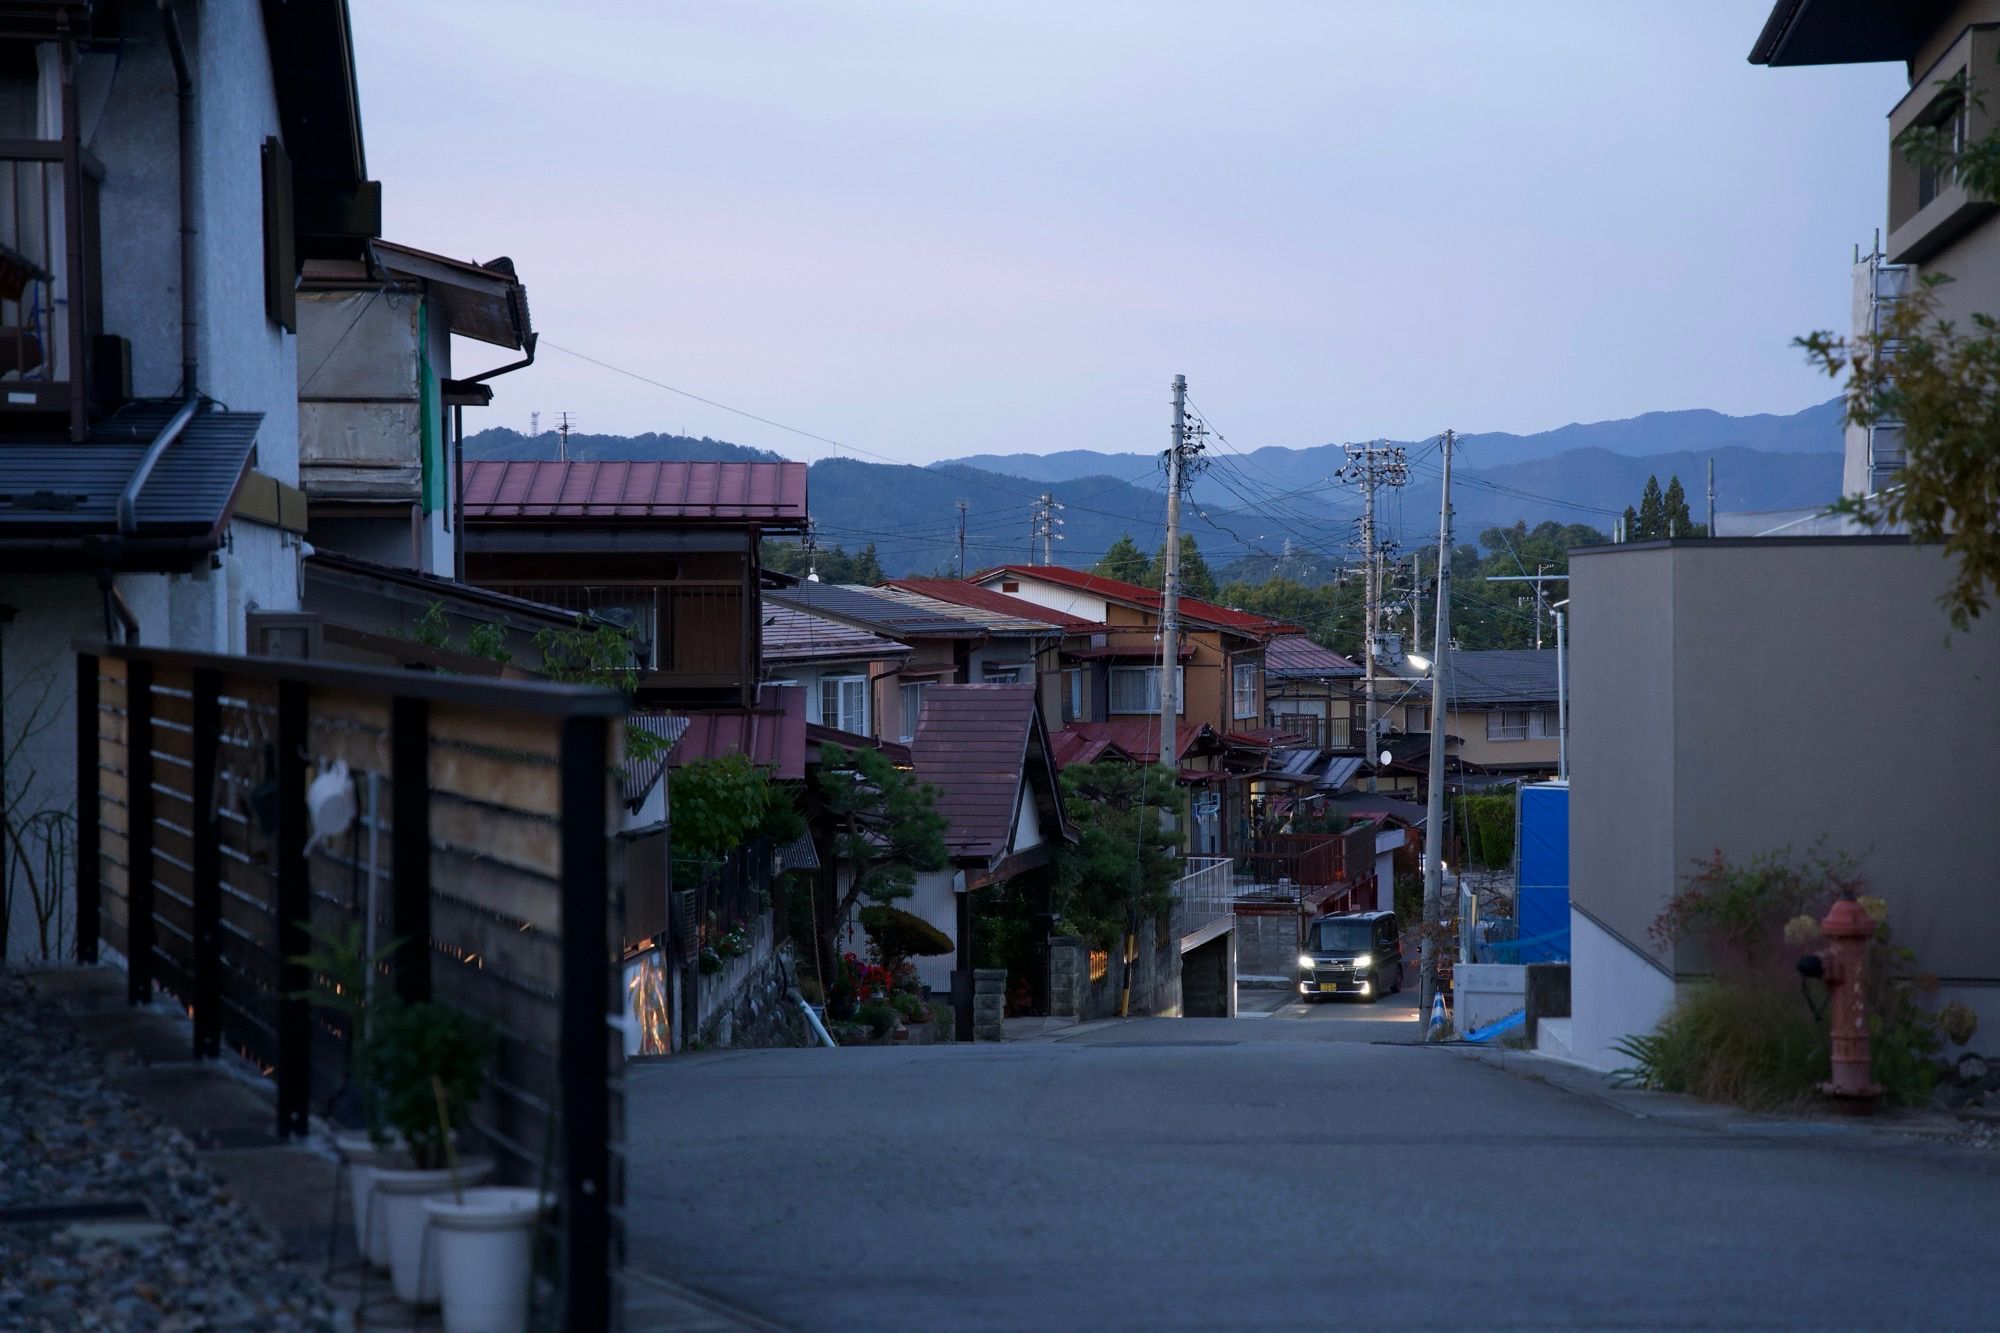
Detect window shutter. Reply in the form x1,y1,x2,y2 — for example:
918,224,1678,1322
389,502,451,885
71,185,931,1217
261,136,296,332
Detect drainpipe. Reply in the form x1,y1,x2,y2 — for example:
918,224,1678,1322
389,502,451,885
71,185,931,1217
111,0,201,634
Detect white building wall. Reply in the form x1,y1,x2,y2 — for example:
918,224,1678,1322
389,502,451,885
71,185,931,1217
1565,907,1677,1072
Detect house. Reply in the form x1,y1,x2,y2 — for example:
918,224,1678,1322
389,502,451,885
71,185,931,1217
460,458,808,710
968,565,1294,852
881,576,1097,727
1549,0,2000,1069
0,0,380,961
835,684,1070,1009
1368,640,1563,796
762,582,988,743
296,241,534,578
760,602,913,740
1263,632,1364,754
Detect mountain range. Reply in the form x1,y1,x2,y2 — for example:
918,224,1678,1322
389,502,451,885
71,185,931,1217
462,399,1846,578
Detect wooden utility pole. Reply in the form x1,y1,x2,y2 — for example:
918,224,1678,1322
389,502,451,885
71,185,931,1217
1341,441,1407,789
1160,375,1187,775
955,500,968,578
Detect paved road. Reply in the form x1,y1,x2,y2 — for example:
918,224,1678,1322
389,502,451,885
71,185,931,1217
1236,983,1423,1041
624,1018,2000,1330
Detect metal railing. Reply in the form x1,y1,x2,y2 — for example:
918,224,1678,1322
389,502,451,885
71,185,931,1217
1237,833,1349,890
1170,855,1233,943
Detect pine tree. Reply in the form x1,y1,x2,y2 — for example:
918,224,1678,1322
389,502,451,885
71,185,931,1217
1150,534,1217,600
1095,533,1150,585
1662,476,1693,538
1622,505,1639,540
1636,476,1666,539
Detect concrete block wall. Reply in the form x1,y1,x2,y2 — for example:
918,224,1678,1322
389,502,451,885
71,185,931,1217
973,968,1007,1041
1235,907,1305,986
1045,921,1181,1021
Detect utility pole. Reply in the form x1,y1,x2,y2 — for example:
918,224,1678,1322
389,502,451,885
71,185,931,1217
1554,598,1569,781
1706,457,1716,537
1409,550,1423,658
1030,493,1064,564
1535,563,1546,649
1419,429,1454,1038
1160,375,1188,776
802,517,820,583
555,411,574,462
1340,441,1408,790
955,500,968,578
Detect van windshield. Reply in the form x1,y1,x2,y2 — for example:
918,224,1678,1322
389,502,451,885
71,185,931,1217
1310,921,1373,953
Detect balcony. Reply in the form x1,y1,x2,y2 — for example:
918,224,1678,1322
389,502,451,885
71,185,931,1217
482,580,747,694
0,138,104,437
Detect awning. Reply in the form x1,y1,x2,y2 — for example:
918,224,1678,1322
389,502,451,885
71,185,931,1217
667,685,808,781
0,402,262,571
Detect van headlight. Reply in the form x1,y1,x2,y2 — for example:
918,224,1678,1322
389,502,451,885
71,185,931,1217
1298,953,1316,971
1353,953,1373,971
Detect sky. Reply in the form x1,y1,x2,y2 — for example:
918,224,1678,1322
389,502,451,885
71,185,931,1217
351,1,1907,466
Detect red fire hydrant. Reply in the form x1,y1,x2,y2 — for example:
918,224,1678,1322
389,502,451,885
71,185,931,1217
1798,895,1882,1114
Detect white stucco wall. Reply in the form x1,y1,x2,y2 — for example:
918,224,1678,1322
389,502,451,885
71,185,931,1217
1565,907,1677,1072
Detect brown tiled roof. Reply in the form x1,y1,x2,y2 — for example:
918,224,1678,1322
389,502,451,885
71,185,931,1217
460,459,807,526
884,578,1096,630
1265,634,1363,678
761,604,910,663
911,684,1068,863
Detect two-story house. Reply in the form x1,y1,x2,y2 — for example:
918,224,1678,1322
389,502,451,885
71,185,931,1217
1263,632,1364,754
0,0,380,961
1367,640,1562,797
968,565,1294,852
759,601,912,743
460,458,807,711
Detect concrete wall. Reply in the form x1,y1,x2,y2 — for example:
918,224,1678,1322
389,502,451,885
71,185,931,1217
1181,930,1235,1017
1567,539,2000,1065
1234,906,1303,986
1048,922,1181,1020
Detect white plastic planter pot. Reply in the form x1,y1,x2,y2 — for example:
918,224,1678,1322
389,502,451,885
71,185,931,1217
372,1157,494,1307
332,1130,413,1269
424,1188,552,1333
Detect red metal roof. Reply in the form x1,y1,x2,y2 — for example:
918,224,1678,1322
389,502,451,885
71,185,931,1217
1264,633,1362,678
884,578,1096,630
461,459,807,527
667,685,807,781
1049,719,1220,767
974,565,1295,636
1050,728,1133,769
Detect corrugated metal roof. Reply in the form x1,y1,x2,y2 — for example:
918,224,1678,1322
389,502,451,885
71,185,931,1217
766,584,985,639
805,723,912,768
1265,634,1363,679
911,684,1040,861
864,583,1062,636
1444,650,1562,706
884,578,1096,630
621,714,692,812
973,565,1295,636
761,604,911,663
0,401,261,537
460,459,807,525
1049,719,1219,767
666,685,808,781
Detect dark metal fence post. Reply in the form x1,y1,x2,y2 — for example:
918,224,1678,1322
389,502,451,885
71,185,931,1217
126,658,154,1005
390,697,431,1003
189,669,222,1059
274,679,310,1137
75,653,99,963
558,715,611,1333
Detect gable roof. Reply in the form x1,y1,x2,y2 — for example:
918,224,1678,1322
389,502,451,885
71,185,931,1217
911,684,1067,864
973,565,1294,637
866,583,1070,636
460,459,807,527
761,604,911,664
884,578,1096,630
1265,634,1363,679
1050,719,1220,768
767,584,985,639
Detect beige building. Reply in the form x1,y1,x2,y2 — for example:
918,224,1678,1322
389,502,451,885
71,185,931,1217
1754,1,2000,499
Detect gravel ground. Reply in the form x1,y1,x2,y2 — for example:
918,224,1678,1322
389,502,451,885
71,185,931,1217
0,973,336,1331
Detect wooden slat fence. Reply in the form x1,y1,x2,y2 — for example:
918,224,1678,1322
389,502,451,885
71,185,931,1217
75,643,627,1331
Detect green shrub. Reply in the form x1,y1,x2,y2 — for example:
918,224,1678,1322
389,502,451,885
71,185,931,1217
890,991,927,1022
854,1002,897,1038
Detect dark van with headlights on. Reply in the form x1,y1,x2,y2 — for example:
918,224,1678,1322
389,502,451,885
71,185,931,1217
1298,910,1404,1002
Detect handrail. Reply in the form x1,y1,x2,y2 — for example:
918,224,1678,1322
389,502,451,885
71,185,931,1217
114,393,200,538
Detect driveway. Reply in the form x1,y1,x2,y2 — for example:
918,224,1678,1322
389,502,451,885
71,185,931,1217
622,1021,2000,1329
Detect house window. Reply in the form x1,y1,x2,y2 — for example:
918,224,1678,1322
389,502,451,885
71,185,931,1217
982,663,1026,684
1405,705,1430,733
899,681,929,742
1487,709,1531,742
1232,663,1258,720
1530,708,1560,739
1062,668,1084,722
1917,91,1969,210
819,675,867,734
1108,665,1183,715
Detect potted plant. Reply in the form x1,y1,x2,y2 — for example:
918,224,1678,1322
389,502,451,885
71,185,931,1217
359,998,496,1307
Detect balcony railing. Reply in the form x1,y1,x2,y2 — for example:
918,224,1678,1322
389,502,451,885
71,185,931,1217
1266,711,1362,751
1237,833,1350,890
483,581,746,686
1170,855,1233,944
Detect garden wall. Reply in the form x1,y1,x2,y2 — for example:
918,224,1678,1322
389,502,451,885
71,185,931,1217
1047,918,1180,1020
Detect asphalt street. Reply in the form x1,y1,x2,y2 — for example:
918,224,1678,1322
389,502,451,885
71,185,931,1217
624,1007,2000,1330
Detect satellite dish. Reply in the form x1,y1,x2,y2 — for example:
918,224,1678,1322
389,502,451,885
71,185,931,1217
1379,750,1393,766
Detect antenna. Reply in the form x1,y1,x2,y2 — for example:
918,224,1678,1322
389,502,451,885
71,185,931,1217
529,410,540,438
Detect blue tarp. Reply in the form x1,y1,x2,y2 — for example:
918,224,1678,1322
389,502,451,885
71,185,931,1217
1515,783,1570,963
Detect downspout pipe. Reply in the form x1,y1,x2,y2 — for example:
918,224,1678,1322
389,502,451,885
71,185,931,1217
116,2,200,561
